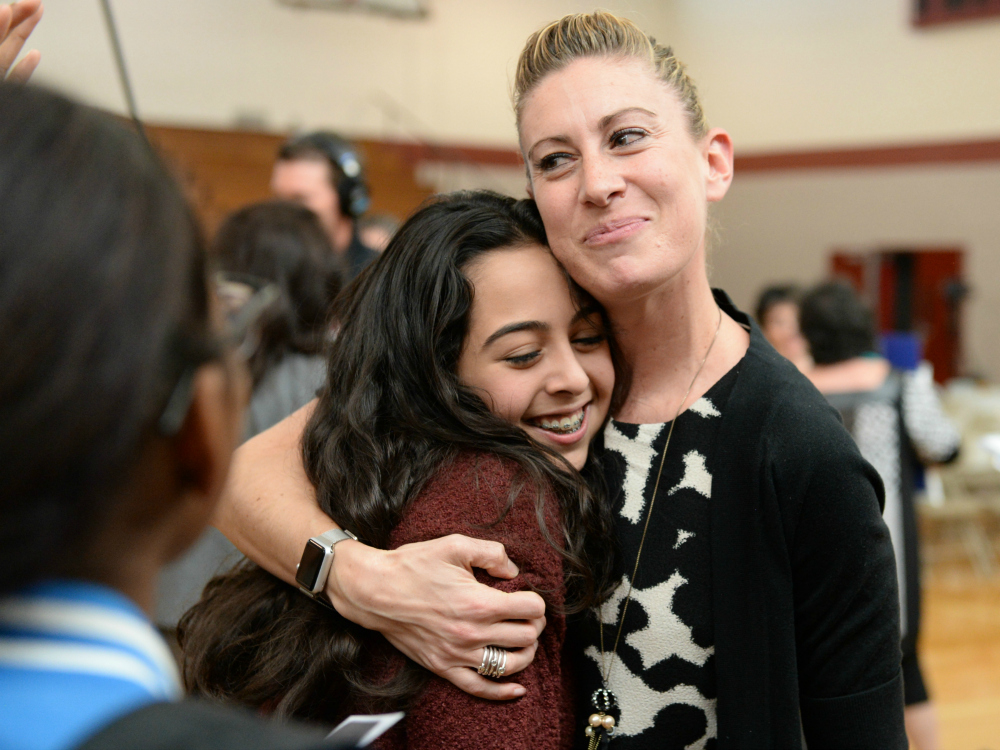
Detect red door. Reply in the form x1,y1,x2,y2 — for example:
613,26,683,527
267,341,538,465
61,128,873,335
830,249,965,383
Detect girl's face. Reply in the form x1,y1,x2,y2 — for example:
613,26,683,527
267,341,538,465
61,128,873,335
457,243,614,470
518,56,733,309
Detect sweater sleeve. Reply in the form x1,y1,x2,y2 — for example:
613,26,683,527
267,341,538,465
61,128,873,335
375,453,574,750
901,363,960,464
765,397,906,749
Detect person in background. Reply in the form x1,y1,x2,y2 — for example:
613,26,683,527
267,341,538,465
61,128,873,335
800,280,960,750
357,213,400,253
0,81,338,750
212,200,343,438
271,131,378,281
754,283,811,371
156,200,345,631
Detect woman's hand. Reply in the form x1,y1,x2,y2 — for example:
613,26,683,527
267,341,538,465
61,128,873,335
1,0,43,83
328,535,547,700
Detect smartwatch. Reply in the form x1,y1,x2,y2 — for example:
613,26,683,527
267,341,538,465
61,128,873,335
295,527,358,602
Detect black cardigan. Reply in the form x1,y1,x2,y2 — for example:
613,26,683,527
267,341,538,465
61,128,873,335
709,291,905,748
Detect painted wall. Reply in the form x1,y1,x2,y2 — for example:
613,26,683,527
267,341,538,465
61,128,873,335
669,0,1000,151
29,0,674,146
28,0,1000,150
710,163,1000,380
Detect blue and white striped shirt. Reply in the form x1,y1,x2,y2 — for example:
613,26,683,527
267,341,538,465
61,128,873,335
0,580,182,750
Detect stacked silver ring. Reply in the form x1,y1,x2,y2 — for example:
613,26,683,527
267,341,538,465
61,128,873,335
477,645,508,679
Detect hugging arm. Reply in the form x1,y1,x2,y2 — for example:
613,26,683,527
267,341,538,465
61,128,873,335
213,401,547,700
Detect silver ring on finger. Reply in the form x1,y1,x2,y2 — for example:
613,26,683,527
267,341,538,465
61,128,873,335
477,645,508,679
477,646,492,675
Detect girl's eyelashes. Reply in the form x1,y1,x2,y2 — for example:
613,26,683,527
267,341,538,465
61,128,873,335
504,350,541,366
610,127,646,148
573,334,606,349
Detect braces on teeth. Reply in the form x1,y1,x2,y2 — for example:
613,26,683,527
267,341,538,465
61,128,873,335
537,410,584,433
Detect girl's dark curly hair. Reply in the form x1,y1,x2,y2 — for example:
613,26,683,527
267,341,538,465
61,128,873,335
180,191,625,723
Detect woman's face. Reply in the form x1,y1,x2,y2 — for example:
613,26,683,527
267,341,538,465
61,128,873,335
457,243,614,469
518,56,733,309
762,301,808,362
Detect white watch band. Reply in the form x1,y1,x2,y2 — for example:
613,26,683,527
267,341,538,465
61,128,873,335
315,527,358,548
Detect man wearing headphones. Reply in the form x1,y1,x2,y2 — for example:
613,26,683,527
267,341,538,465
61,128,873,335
270,131,379,281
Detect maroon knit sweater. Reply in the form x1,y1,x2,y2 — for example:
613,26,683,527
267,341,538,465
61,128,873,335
371,451,574,750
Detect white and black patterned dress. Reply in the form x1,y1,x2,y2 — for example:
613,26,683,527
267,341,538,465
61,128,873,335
571,365,740,750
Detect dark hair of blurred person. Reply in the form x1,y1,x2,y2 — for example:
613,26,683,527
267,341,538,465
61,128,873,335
798,280,878,365
754,283,810,370
0,81,337,750
213,201,338,384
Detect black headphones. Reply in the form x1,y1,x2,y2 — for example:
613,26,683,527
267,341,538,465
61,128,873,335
280,131,371,219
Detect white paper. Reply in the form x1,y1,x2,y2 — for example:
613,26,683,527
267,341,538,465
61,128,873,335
325,712,405,748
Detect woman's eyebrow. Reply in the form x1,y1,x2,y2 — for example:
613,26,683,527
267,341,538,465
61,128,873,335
598,106,657,130
483,320,548,348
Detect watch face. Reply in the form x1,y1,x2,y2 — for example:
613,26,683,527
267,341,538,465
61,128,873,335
295,539,328,591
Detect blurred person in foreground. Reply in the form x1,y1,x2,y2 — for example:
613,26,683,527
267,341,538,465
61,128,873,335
156,201,343,630
754,283,811,371
271,131,378,281
0,81,342,750
800,280,960,750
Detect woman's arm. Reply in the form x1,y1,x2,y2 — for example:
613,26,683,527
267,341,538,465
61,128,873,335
901,363,960,464
770,405,907,748
212,401,547,700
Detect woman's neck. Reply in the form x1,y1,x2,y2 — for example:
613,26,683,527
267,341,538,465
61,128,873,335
608,273,749,424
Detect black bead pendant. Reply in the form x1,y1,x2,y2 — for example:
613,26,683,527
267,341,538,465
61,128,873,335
591,688,617,713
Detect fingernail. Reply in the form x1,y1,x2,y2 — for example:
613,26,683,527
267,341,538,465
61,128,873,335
512,686,526,697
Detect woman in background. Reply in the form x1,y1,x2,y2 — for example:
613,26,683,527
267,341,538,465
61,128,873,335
754,283,811,371
801,280,960,750
212,200,342,438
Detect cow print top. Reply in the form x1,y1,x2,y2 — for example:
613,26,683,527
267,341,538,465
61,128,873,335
570,363,741,750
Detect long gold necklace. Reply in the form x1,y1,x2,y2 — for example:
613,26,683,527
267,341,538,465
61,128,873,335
585,305,723,749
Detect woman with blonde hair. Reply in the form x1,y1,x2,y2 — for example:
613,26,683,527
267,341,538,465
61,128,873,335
215,12,904,749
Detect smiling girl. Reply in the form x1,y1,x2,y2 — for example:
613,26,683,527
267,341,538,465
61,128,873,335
180,191,622,748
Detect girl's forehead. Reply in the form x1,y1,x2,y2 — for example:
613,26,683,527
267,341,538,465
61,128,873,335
465,245,572,318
